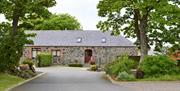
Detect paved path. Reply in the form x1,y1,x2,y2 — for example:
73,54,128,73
11,67,132,91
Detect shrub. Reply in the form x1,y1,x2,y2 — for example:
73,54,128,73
36,52,52,67
140,55,179,77
90,64,97,71
22,59,34,67
22,59,36,73
116,71,136,81
105,55,135,76
68,63,83,67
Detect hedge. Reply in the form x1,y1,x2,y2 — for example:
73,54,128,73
36,52,52,67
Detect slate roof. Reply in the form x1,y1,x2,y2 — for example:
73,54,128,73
26,30,135,47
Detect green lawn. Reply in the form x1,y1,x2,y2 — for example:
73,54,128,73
0,73,24,91
139,74,180,81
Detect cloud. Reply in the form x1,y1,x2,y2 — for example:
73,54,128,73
48,0,101,30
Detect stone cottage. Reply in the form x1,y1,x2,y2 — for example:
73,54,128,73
23,30,138,65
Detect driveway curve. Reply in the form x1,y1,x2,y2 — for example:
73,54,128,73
11,67,132,91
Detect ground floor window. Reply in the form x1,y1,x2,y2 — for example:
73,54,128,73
52,50,61,57
32,48,41,59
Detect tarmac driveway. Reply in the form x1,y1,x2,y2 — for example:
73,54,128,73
10,66,132,91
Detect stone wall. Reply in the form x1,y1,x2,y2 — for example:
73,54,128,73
23,46,138,65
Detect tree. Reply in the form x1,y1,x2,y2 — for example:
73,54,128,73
0,0,56,34
0,0,56,72
19,13,82,30
0,23,34,72
97,0,180,61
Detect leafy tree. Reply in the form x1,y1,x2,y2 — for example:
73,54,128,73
19,14,82,30
0,0,56,72
0,23,34,72
97,0,180,61
0,0,56,34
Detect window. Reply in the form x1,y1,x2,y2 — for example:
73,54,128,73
52,50,61,57
32,48,41,59
101,37,106,43
76,37,82,43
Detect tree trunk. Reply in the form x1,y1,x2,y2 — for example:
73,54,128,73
134,9,141,47
12,11,19,35
139,15,148,63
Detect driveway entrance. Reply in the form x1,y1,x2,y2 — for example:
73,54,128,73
10,67,131,91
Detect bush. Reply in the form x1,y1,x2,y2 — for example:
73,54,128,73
105,55,135,76
116,71,136,81
90,64,97,71
36,52,52,67
68,63,83,67
22,59,36,73
22,59,34,67
140,55,179,77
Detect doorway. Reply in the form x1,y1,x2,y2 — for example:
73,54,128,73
84,49,92,63
52,50,61,64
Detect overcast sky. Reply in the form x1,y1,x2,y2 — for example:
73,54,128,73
48,0,101,30
0,0,101,30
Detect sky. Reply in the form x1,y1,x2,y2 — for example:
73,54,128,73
48,0,101,30
0,14,6,22
0,0,101,30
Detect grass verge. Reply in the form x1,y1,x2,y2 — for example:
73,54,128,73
108,74,180,82
139,74,180,81
0,73,24,91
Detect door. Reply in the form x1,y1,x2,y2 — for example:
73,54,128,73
52,50,61,64
84,49,92,64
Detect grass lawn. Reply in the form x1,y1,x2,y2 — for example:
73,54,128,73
107,74,180,82
0,73,24,91
139,74,180,81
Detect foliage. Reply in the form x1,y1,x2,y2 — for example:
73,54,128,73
22,59,34,67
36,52,52,67
139,74,180,81
116,71,136,81
0,0,56,21
0,0,56,36
167,44,180,54
0,0,55,73
90,64,97,71
0,73,24,91
105,55,135,76
97,0,180,58
0,23,34,72
68,63,83,67
139,55,179,77
22,59,36,73
20,13,82,30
